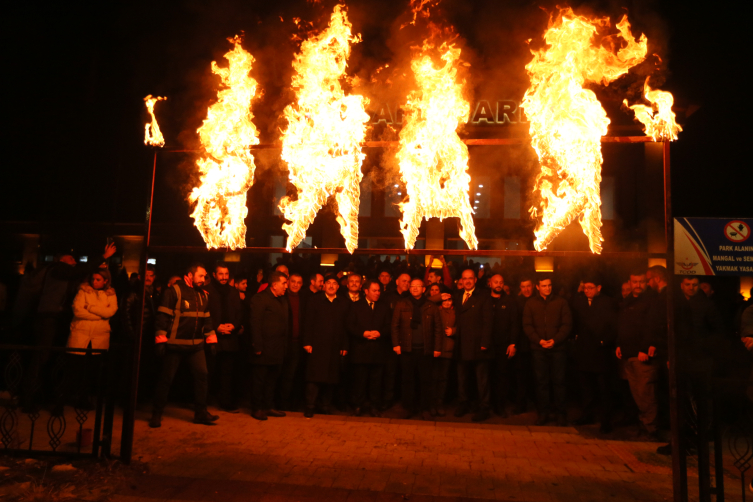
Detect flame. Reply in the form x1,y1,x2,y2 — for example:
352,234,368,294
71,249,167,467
624,77,682,141
522,8,647,254
189,36,259,250
144,95,166,147
396,41,477,250
279,5,370,253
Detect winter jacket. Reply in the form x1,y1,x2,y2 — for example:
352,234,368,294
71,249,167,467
347,298,391,364
523,294,572,351
68,283,118,352
155,280,216,351
249,288,289,365
571,294,617,372
616,292,651,359
391,297,443,355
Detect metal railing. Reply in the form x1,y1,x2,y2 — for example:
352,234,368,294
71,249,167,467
0,345,117,458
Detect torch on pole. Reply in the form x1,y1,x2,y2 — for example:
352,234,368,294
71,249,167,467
120,149,157,464
663,140,687,502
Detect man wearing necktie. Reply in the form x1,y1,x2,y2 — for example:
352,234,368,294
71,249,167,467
347,279,391,416
440,268,494,422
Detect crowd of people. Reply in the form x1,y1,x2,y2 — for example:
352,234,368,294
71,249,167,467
3,245,752,456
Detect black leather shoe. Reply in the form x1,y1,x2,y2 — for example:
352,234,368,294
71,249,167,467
304,408,314,418
149,412,162,428
267,410,286,418
454,403,470,417
535,413,549,426
495,407,509,419
656,443,672,456
472,409,491,422
599,422,613,434
435,405,446,417
421,411,433,421
353,407,363,417
251,410,268,421
194,409,219,425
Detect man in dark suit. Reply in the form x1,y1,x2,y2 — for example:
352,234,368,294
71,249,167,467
204,262,243,413
571,276,617,432
302,274,349,418
441,268,493,422
279,272,309,411
381,272,411,410
347,279,391,416
489,274,519,418
249,271,289,421
523,275,572,426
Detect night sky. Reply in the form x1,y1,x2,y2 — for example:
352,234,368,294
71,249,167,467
4,0,749,231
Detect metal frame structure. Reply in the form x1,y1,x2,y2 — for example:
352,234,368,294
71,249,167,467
121,137,686,502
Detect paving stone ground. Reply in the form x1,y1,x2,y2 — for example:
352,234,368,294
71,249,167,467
111,405,744,502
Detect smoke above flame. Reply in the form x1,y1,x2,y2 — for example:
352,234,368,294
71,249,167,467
189,36,260,250
144,95,166,147
624,77,682,141
522,8,647,254
279,5,370,253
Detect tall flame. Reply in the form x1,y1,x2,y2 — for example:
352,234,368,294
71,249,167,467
624,77,682,141
144,95,166,147
279,5,370,254
396,41,477,250
189,36,259,250
522,8,647,254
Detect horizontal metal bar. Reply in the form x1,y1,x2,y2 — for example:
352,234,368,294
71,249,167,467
161,136,660,153
146,245,664,258
0,345,109,354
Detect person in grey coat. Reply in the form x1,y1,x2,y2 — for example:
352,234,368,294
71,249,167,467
249,271,289,421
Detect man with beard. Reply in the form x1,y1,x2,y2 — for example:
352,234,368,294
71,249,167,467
150,263,219,427
615,271,660,440
303,274,349,418
204,262,243,413
489,274,519,418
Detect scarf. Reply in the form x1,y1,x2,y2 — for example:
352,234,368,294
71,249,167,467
410,296,426,329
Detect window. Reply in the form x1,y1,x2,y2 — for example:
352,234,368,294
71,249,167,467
471,177,490,218
504,177,521,219
601,176,615,220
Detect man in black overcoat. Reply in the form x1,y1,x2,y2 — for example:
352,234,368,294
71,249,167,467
489,274,519,418
204,262,243,413
249,271,289,421
347,279,390,416
440,268,493,422
571,276,617,432
303,274,349,417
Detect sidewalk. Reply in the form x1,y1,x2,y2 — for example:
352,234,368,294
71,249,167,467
109,404,720,502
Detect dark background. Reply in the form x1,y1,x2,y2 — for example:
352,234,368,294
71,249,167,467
2,0,748,237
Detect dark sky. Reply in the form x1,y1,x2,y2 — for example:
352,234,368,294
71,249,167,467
3,0,749,229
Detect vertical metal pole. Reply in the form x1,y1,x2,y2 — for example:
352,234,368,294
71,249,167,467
664,140,687,502
120,150,157,464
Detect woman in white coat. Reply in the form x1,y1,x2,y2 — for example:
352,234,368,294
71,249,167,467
64,269,117,410
68,269,117,352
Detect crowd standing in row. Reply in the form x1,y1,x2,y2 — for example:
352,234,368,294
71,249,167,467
4,245,752,455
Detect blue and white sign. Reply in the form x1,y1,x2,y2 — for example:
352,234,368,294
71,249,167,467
674,217,753,276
